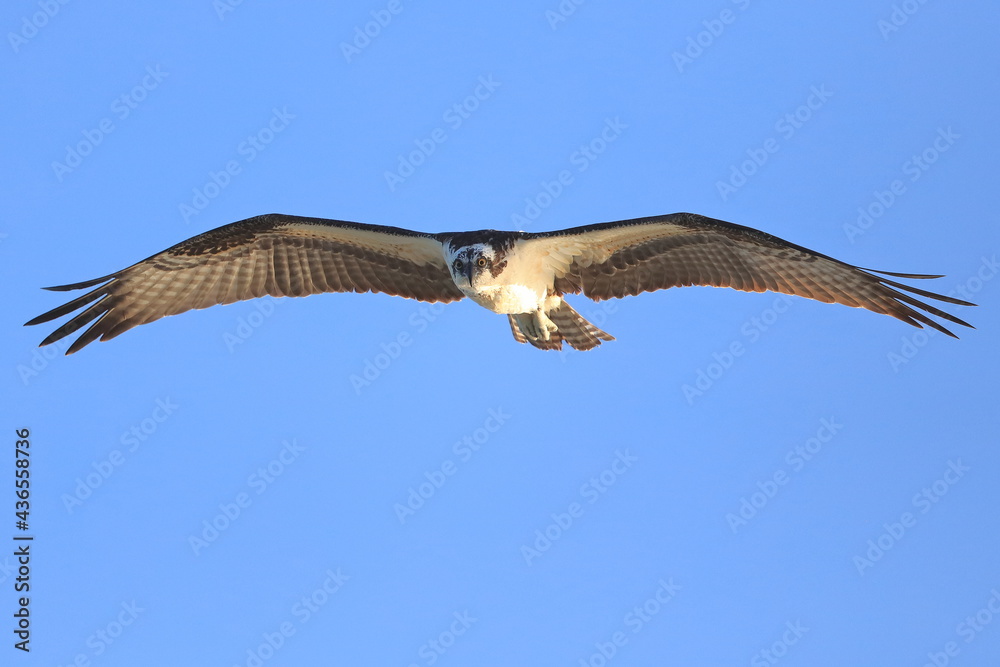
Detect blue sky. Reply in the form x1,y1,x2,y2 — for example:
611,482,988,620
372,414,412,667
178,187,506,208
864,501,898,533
4,1,999,665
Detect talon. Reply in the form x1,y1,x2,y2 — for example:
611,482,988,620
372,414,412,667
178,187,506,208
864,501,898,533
536,311,558,341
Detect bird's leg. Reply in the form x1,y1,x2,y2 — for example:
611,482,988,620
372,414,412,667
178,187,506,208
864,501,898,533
534,309,558,341
512,310,559,342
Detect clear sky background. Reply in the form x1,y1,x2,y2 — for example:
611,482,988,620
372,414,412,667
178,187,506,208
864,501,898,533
4,1,999,665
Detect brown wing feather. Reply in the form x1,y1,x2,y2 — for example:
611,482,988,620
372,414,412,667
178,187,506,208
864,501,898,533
26,214,464,354
530,212,974,337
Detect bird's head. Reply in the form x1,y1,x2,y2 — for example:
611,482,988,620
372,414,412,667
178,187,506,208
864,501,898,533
447,243,502,289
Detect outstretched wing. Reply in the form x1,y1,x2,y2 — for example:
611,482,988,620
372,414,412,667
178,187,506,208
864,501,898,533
26,214,464,354
525,212,974,337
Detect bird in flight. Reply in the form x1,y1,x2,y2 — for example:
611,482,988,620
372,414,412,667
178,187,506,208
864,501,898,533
26,212,973,354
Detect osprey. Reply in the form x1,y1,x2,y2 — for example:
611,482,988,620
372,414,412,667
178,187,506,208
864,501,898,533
26,212,973,354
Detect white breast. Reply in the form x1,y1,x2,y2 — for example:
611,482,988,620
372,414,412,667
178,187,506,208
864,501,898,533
464,283,544,314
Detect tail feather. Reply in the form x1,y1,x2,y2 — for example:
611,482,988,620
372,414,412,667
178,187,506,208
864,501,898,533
548,302,615,351
508,301,614,351
507,315,527,344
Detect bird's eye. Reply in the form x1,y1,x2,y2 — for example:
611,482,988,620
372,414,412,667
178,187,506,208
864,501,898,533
454,260,464,271
477,257,487,268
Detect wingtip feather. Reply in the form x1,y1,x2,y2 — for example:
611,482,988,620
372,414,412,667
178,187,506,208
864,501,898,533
42,274,117,292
